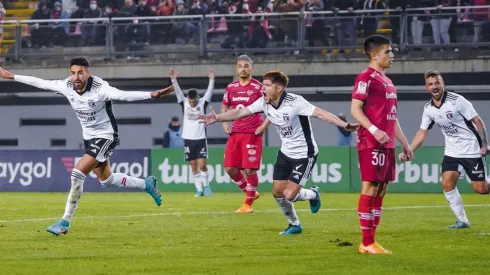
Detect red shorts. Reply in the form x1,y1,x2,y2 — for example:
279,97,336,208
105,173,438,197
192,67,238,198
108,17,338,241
224,133,263,170
358,148,395,182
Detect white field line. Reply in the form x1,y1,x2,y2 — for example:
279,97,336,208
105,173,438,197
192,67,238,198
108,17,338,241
0,204,489,223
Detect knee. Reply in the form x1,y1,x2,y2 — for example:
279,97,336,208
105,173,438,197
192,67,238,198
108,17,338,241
244,169,256,176
473,184,489,195
283,189,297,201
225,167,237,176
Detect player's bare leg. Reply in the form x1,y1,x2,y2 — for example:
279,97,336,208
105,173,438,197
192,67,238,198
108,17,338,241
46,154,96,236
197,158,211,196
358,181,392,254
190,160,203,197
442,171,470,229
273,180,321,235
471,180,489,194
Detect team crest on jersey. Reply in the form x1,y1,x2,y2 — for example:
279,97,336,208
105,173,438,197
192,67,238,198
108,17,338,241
247,90,254,96
283,114,290,122
88,100,96,108
196,106,201,111
446,111,453,119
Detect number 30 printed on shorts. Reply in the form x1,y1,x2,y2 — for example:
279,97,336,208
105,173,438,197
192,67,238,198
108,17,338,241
371,151,386,166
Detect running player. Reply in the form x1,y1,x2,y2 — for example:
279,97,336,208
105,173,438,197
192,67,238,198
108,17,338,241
201,70,359,235
222,55,270,213
351,35,413,254
401,70,490,229
0,57,174,236
170,68,215,197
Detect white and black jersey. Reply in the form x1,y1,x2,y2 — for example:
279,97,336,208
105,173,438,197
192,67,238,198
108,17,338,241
14,75,152,141
172,78,214,140
420,91,481,158
247,92,318,159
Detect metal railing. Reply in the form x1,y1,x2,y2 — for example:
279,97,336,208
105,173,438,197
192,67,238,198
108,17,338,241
1,5,489,60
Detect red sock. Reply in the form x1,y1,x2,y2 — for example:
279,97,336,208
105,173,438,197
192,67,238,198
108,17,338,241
373,197,384,238
244,173,258,206
230,172,247,193
358,194,375,246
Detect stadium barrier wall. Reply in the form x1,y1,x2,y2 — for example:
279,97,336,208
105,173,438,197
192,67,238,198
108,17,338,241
1,147,488,193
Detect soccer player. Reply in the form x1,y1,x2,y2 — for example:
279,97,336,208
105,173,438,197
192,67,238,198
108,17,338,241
222,55,271,213
351,35,413,254
201,70,359,235
0,57,174,236
170,68,215,197
401,70,490,229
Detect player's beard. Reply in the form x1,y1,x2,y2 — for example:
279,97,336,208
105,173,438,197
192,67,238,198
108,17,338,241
431,88,443,100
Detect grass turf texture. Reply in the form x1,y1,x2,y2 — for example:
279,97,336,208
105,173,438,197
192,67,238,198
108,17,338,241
0,192,489,275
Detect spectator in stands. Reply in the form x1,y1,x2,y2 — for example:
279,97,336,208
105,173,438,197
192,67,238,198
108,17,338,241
103,4,119,17
63,0,79,15
470,0,489,44
273,0,304,54
186,0,206,43
51,1,70,46
388,0,407,47
157,0,175,15
333,0,357,52
146,0,160,12
134,0,156,44
408,0,426,48
220,1,247,49
30,3,52,48
359,0,386,38
305,0,330,48
429,0,453,49
163,116,184,148
82,0,103,46
245,2,272,49
336,113,352,146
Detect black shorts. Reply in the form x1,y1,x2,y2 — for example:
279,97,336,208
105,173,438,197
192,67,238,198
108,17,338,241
184,139,208,161
273,151,318,186
442,155,487,181
84,138,118,167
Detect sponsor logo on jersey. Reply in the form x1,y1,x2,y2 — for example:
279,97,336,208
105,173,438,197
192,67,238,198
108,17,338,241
248,156,257,162
246,144,257,149
385,92,397,99
232,96,250,102
278,126,294,137
228,83,239,88
356,81,367,94
248,149,256,155
387,105,397,120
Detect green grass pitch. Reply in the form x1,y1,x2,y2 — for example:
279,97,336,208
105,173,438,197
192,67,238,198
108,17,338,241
0,192,489,275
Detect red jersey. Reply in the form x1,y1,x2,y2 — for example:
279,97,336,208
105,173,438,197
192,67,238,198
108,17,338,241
222,78,263,134
352,67,397,151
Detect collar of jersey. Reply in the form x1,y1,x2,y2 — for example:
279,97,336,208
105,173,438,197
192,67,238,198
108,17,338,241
272,91,287,109
431,89,447,109
75,76,94,96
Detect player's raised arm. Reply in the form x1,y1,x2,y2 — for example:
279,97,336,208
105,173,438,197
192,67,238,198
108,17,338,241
201,70,215,103
100,84,174,102
169,68,186,103
0,66,66,94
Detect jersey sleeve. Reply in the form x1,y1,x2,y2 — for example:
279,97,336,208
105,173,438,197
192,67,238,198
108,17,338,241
14,75,67,95
202,79,215,103
170,78,186,103
247,96,264,114
99,83,152,101
456,96,478,121
222,87,231,107
420,107,434,130
351,73,370,101
296,96,317,116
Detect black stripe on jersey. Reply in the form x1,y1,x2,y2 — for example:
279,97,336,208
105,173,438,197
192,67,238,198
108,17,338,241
179,102,184,114
428,120,435,130
299,115,315,157
105,101,119,142
424,101,431,107
463,118,483,148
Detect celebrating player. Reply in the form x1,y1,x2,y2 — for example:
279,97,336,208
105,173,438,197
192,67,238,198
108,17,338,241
170,68,215,197
401,71,490,229
201,70,358,235
221,55,271,213
0,57,174,236
351,35,412,254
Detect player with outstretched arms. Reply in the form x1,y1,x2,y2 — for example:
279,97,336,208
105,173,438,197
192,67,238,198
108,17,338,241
401,70,490,229
0,57,174,236
221,55,271,213
170,68,215,197
201,70,359,235
351,35,413,254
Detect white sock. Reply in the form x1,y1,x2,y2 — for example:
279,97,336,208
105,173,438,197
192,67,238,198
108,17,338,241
201,171,209,187
444,187,469,224
101,173,146,190
275,197,300,226
292,188,317,202
193,173,203,192
62,169,85,222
